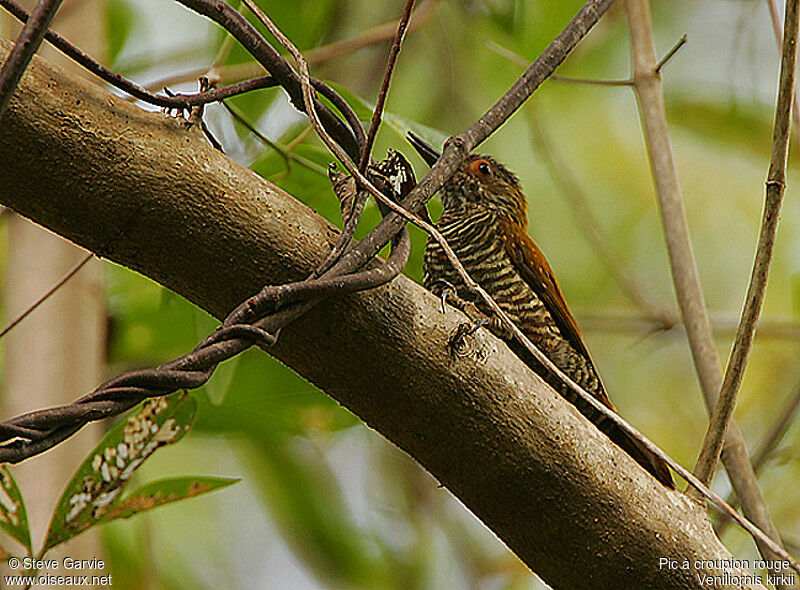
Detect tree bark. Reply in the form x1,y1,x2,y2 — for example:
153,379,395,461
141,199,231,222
0,39,767,590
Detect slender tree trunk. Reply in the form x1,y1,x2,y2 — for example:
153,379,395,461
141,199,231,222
1,1,105,584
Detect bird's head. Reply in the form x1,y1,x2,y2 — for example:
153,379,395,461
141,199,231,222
407,133,527,224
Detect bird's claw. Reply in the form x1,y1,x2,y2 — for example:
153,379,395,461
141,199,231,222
448,319,489,357
462,318,489,338
440,290,452,314
428,279,458,314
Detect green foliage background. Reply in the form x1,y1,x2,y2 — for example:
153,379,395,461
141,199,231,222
8,0,800,588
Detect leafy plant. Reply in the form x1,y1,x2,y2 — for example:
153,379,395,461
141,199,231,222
0,392,237,565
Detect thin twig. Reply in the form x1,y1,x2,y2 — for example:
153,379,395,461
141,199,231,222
0,0,423,463
176,0,362,161
486,39,632,86
1,0,362,120
626,0,723,481
299,0,437,67
141,0,440,92
238,0,374,280
222,100,328,176
359,0,416,171
624,0,791,573
240,1,414,219
578,308,800,341
0,252,94,340
766,0,800,154
750,386,800,473
486,35,686,88
716,380,800,536
0,0,64,118
654,34,687,73
285,124,312,150
693,0,797,488
0,0,280,109
203,0,242,83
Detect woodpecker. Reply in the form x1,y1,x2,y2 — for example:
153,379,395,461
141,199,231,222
408,133,673,489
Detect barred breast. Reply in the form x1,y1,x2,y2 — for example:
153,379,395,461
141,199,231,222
424,210,675,489
423,210,603,399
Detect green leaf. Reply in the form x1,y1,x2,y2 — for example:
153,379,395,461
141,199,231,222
95,477,238,524
0,467,31,554
105,0,136,67
667,94,800,166
106,264,205,363
242,433,393,589
195,348,358,437
43,392,197,552
325,82,449,148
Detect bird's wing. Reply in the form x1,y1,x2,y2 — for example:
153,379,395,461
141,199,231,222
504,225,675,488
503,225,598,375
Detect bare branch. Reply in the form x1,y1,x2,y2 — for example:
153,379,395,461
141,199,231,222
238,0,427,273
716,380,800,536
175,0,363,161
0,0,63,118
0,0,279,108
346,0,620,283
624,0,790,573
654,34,687,73
142,0,441,91
0,252,93,341
486,34,686,88
693,0,798,493
578,308,800,341
360,0,416,171
766,0,800,153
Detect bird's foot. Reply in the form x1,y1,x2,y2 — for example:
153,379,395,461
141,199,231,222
449,318,490,357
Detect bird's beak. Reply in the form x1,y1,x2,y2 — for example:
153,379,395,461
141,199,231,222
407,132,441,167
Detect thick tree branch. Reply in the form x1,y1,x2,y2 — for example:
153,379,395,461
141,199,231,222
0,41,769,590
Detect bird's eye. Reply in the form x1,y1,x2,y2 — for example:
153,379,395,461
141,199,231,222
472,159,492,177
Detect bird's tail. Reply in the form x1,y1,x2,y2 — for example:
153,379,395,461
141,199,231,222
509,340,675,488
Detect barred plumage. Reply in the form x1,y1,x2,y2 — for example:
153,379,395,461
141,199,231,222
410,135,673,489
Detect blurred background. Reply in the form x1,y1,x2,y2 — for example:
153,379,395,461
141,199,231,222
2,0,800,588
